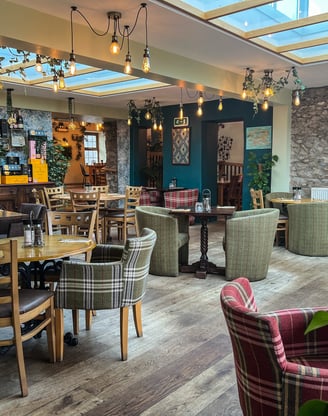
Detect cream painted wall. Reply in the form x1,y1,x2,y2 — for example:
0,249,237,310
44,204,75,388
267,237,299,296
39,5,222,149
271,105,291,192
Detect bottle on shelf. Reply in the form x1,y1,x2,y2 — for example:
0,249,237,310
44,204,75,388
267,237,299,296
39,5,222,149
16,110,24,129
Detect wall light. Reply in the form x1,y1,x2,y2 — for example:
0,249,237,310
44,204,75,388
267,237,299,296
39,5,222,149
218,96,223,111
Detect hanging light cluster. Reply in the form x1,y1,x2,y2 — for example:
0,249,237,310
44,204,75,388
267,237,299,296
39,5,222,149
69,3,150,79
241,66,306,114
128,98,163,130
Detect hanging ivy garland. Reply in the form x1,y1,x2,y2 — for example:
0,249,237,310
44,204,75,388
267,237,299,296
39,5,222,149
71,125,86,160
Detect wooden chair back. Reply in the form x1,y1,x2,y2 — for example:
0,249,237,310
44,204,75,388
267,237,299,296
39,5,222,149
227,175,243,210
250,188,264,209
105,185,142,243
0,239,55,396
69,191,101,242
43,186,65,210
46,210,97,260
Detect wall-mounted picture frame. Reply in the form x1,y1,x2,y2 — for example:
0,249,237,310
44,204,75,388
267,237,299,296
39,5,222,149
246,126,272,150
172,127,190,165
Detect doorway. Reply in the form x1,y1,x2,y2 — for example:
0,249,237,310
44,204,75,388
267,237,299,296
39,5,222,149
217,121,244,209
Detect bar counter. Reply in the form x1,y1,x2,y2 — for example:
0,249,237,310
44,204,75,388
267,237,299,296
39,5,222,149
0,181,54,210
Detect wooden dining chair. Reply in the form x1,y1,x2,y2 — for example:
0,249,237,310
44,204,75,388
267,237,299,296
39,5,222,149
80,164,90,186
250,188,288,247
43,186,67,211
250,187,264,209
104,185,142,243
43,210,97,334
0,239,56,397
70,190,102,243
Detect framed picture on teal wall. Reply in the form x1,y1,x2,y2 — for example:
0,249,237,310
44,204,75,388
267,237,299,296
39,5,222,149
246,126,272,150
172,127,190,165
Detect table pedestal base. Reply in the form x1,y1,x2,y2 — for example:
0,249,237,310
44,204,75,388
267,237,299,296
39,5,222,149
180,262,225,279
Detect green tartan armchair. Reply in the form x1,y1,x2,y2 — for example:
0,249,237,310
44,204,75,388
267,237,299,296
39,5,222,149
55,228,157,362
135,206,189,277
288,203,328,256
224,208,279,281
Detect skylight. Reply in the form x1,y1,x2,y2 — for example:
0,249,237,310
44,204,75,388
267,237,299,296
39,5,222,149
161,0,328,64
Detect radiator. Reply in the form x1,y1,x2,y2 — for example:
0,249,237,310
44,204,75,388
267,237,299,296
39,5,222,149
311,187,328,200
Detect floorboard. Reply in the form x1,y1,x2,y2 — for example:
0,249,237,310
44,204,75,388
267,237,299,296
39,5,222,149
1,219,328,415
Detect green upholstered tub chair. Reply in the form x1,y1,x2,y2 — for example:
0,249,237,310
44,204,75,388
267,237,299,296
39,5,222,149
288,203,328,256
224,208,279,281
55,228,157,362
135,206,189,277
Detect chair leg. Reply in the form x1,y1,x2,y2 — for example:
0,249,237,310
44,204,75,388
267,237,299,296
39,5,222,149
55,308,64,362
85,310,93,330
133,301,143,337
45,298,56,364
13,316,28,396
120,306,129,361
72,310,79,335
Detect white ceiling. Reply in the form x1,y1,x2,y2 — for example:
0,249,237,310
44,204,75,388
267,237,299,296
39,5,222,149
1,0,328,115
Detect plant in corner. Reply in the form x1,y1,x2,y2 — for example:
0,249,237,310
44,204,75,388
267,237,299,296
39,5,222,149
247,151,279,196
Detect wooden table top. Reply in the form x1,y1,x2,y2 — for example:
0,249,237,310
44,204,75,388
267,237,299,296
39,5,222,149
0,210,28,222
270,198,328,204
51,192,125,202
1,235,96,262
170,206,236,216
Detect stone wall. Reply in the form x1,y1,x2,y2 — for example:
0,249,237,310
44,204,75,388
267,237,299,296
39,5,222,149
291,86,328,197
104,120,130,194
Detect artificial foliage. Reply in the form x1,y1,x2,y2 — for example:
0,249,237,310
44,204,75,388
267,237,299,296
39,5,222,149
47,141,71,186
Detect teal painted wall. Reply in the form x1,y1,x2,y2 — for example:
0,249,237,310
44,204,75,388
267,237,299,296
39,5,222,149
130,97,273,209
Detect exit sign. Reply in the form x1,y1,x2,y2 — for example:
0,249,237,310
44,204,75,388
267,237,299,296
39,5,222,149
173,117,189,127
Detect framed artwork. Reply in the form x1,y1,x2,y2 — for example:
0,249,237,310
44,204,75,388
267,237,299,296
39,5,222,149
246,126,272,150
172,127,190,165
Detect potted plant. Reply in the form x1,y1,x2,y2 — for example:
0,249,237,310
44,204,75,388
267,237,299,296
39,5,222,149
247,151,279,196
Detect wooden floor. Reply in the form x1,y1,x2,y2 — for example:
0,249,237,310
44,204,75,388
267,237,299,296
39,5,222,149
1,220,328,415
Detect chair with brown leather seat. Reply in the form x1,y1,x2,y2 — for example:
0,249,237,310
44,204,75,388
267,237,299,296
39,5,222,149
105,185,142,243
0,239,56,397
250,188,288,247
80,163,90,186
227,175,243,210
70,190,102,243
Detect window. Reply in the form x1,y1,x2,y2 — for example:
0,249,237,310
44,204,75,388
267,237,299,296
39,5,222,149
84,133,99,165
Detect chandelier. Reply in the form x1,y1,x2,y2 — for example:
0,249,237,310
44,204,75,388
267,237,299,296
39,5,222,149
128,98,163,131
241,66,306,114
69,3,150,77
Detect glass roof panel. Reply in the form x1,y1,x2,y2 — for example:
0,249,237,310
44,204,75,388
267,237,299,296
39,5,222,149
82,78,166,93
162,0,328,64
289,44,328,58
260,21,328,47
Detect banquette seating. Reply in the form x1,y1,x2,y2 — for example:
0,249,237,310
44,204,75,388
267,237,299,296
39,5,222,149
224,208,279,281
135,206,189,277
288,202,328,256
221,277,328,416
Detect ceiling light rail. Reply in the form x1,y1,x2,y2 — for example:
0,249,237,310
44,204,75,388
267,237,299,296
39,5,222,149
69,3,150,77
241,66,306,114
128,98,163,131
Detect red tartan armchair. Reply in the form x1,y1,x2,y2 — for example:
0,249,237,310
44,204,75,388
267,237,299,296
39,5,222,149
220,277,328,416
164,188,199,224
